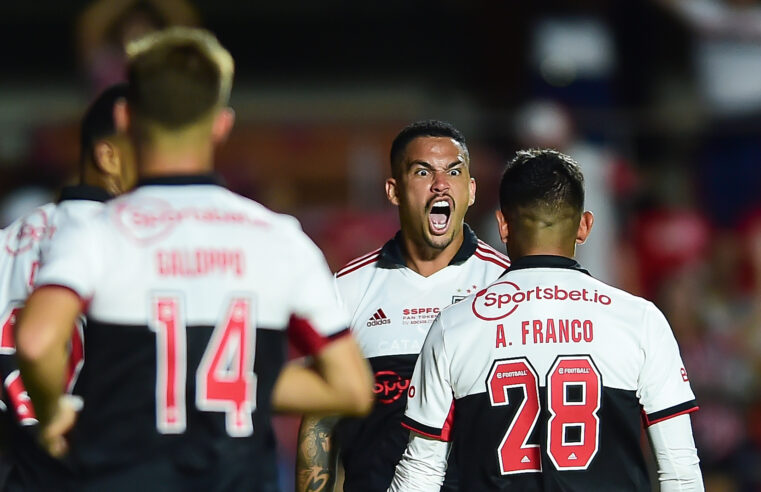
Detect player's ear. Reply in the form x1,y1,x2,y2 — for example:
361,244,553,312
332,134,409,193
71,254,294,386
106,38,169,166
495,209,509,244
468,177,476,206
385,178,400,206
212,107,235,144
93,140,121,177
576,211,594,245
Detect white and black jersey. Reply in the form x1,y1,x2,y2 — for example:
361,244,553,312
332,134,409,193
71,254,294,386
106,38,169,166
0,185,108,491
403,255,698,491
334,225,509,492
34,175,348,491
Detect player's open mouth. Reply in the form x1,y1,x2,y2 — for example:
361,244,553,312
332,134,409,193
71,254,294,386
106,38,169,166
428,199,452,234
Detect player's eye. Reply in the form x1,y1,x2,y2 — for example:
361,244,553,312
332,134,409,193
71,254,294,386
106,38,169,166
414,168,430,177
449,168,462,176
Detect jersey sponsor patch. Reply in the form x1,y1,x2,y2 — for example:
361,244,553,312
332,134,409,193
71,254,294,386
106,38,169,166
373,370,410,404
5,208,55,256
472,281,613,321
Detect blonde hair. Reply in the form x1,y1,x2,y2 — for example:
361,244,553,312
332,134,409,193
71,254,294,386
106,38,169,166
126,27,234,131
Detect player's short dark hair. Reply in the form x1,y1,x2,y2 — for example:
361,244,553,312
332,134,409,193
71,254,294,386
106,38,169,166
389,120,468,178
80,82,128,165
499,149,585,217
126,27,234,131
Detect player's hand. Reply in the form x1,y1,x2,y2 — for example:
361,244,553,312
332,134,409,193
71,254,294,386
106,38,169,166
39,395,83,458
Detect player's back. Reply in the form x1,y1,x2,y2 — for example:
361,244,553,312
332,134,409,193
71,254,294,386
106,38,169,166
37,177,344,491
404,256,697,491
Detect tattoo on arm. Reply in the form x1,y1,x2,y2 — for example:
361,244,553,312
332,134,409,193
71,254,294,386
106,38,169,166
297,415,340,492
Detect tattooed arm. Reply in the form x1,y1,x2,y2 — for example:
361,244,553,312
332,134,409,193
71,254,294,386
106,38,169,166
297,415,340,492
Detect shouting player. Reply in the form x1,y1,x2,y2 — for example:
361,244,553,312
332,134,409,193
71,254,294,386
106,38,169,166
297,120,509,492
0,83,136,492
389,149,704,491
15,27,371,491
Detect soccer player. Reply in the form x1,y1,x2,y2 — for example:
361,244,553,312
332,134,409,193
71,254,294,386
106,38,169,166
0,83,136,491
297,120,509,492
15,27,371,491
389,149,704,491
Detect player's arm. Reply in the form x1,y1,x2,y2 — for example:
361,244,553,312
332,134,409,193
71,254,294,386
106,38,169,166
275,227,373,416
389,315,454,491
271,335,373,415
388,431,450,492
647,414,704,492
15,286,82,455
295,414,339,492
639,303,703,491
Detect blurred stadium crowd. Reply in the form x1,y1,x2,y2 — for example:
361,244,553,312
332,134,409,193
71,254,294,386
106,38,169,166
1,0,761,490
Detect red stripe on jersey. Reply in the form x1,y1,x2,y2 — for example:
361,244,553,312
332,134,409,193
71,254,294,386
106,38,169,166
335,255,379,278
401,421,446,441
642,405,699,427
476,243,511,265
66,322,84,393
440,400,456,441
288,314,350,356
478,239,510,263
339,248,382,271
474,251,510,269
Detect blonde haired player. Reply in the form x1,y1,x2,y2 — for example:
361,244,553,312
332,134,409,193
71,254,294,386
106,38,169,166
16,27,371,491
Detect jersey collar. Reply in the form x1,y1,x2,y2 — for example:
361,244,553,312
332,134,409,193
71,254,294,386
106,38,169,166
378,223,479,269
506,255,590,276
58,184,113,203
137,173,224,187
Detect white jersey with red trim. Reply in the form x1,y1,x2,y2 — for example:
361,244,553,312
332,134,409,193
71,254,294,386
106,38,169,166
0,186,109,491
401,255,698,491
1,188,109,421
332,225,509,492
34,175,348,488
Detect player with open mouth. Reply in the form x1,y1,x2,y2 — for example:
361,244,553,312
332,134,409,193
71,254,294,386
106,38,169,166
388,134,476,271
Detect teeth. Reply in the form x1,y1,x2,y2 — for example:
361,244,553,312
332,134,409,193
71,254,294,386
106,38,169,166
432,200,449,209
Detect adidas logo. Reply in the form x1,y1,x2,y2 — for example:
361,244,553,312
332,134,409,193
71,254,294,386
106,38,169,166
367,308,391,327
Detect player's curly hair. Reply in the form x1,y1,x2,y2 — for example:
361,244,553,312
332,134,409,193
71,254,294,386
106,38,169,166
499,148,585,217
389,120,469,178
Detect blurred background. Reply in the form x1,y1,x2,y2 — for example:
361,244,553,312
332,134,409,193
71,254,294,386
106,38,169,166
2,0,761,490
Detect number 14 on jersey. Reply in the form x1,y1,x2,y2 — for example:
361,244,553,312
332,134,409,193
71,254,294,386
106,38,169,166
151,295,257,437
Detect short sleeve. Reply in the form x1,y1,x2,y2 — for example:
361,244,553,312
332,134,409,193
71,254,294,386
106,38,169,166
401,315,455,441
34,212,102,304
286,228,350,356
638,303,698,426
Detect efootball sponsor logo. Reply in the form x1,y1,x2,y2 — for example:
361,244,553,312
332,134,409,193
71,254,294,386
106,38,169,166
367,308,391,327
472,282,612,321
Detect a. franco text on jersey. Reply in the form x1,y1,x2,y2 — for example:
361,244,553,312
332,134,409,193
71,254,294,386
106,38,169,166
494,318,594,347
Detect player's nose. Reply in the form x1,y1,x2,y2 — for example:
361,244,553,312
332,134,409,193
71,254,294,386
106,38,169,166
431,172,450,193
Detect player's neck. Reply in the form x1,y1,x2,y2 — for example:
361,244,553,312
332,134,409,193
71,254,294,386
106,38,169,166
137,141,215,178
401,231,464,278
507,243,576,261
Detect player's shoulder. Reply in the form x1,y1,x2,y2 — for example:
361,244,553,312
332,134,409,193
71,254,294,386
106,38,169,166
3,202,57,258
472,239,511,271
